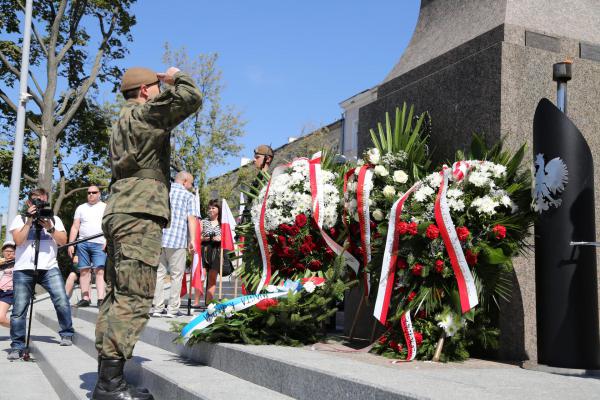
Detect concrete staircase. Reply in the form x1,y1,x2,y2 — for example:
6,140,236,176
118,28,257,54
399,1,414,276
7,281,600,400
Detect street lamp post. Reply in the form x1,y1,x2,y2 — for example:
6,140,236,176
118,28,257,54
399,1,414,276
5,0,33,240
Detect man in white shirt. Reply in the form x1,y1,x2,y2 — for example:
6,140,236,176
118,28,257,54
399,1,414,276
68,185,107,307
7,188,74,360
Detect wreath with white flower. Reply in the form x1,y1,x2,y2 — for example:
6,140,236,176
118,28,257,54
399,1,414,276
371,137,533,362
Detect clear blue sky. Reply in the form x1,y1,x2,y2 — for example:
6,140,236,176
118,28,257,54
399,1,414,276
1,1,420,216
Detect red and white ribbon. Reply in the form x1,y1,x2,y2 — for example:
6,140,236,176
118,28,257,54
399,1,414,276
452,160,471,181
356,166,373,296
434,168,478,313
400,311,417,361
308,153,360,274
373,182,421,325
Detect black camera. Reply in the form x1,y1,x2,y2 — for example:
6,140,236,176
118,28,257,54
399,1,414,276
30,198,54,221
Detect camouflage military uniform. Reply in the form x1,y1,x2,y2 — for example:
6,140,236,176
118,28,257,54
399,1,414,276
95,72,201,359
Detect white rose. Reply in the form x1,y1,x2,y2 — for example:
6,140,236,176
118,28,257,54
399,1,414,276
393,170,408,184
374,165,389,177
303,281,316,293
382,185,396,198
367,148,380,164
372,209,384,221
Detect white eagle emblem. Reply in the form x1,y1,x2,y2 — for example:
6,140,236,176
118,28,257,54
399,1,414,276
532,153,568,213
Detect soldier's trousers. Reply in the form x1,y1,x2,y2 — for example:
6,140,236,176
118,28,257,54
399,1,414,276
95,213,163,359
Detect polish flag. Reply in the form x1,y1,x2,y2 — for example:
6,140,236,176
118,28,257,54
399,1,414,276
181,189,204,297
221,198,237,251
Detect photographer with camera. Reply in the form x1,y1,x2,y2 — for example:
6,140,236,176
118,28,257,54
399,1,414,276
6,188,74,361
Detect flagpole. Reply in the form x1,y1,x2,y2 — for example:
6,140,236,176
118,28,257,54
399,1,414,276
187,259,192,316
218,246,224,299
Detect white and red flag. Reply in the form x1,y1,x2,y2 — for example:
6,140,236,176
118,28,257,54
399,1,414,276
221,198,237,251
182,188,204,296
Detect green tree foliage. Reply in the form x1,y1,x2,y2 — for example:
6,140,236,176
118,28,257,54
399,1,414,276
162,43,245,209
0,0,136,209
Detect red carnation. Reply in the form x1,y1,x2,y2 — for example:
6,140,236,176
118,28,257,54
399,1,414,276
435,260,444,273
425,224,440,240
414,331,423,346
255,298,279,311
397,222,409,235
407,291,417,302
329,227,337,238
492,224,507,240
407,222,418,236
295,213,308,227
370,221,377,230
308,259,323,271
290,226,300,236
396,342,404,352
389,340,398,351
397,259,408,270
294,262,306,271
411,263,423,276
456,226,470,241
378,335,388,345
465,249,478,266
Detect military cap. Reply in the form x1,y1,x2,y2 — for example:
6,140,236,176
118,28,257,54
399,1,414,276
254,144,274,157
2,240,15,250
120,67,158,92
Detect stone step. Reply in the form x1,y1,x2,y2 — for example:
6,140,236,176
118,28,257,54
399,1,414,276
67,307,600,400
69,308,420,399
0,325,61,400
26,319,97,400
35,310,292,400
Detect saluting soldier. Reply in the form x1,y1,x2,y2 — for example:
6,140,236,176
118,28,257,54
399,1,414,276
92,66,201,400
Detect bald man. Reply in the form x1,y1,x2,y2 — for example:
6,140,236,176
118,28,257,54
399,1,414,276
151,171,200,318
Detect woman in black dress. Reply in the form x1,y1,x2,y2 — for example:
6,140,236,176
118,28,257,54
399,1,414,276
202,199,223,303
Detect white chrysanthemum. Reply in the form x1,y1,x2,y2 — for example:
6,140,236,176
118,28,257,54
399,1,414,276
372,209,384,221
382,185,396,198
414,185,435,202
491,163,507,178
471,195,499,215
500,195,512,207
424,172,442,188
393,170,408,184
468,170,492,187
224,305,235,318
374,165,389,177
367,148,380,164
446,188,463,199
252,163,340,230
448,198,466,212
303,281,316,293
436,311,465,337
207,303,216,314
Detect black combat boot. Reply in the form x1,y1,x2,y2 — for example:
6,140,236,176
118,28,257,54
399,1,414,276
92,358,154,400
97,355,150,395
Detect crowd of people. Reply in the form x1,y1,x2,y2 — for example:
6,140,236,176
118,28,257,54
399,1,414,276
0,64,275,399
